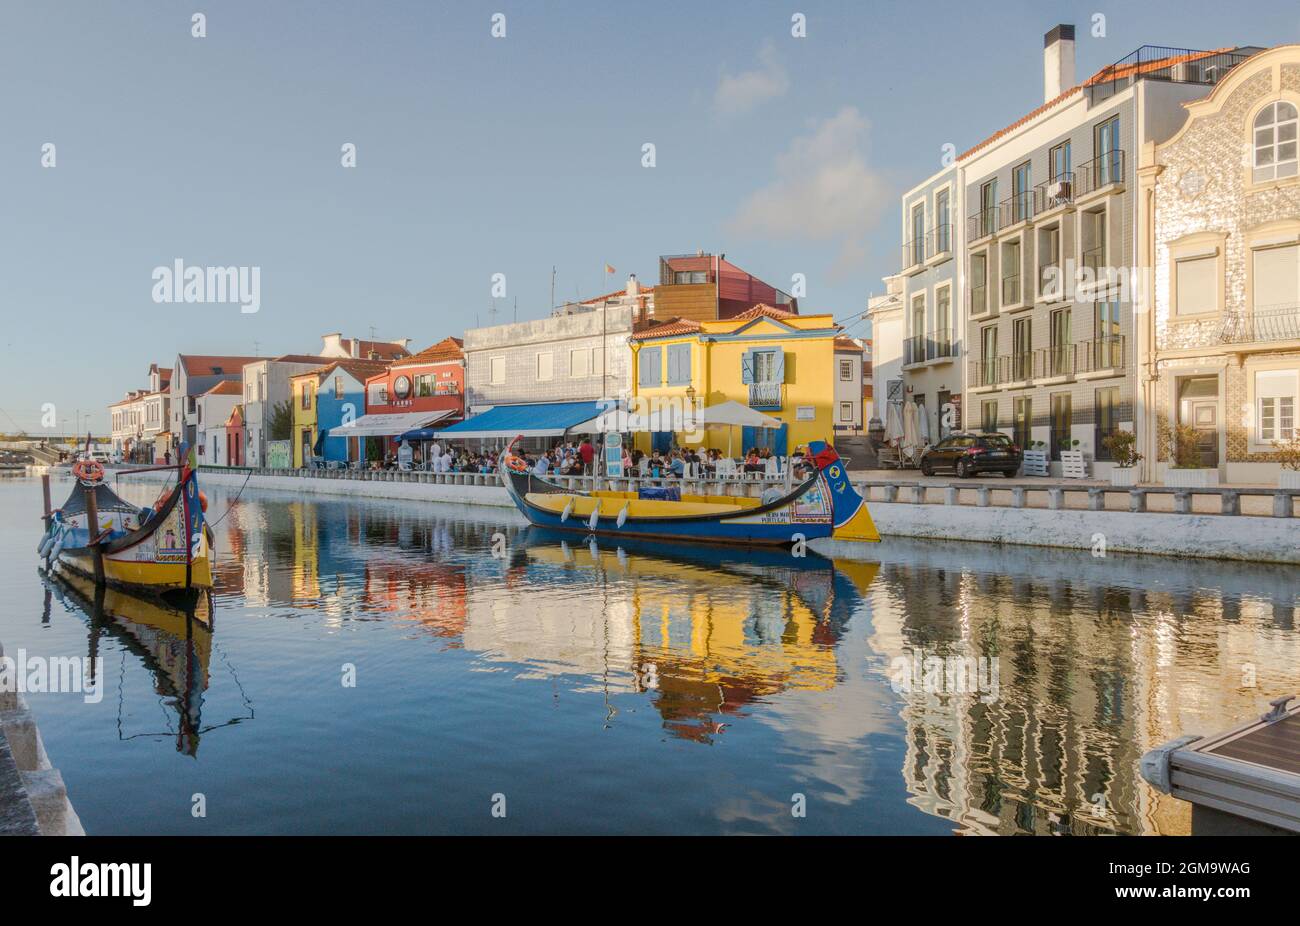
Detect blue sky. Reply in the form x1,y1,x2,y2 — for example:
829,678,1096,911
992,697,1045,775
2,0,1297,433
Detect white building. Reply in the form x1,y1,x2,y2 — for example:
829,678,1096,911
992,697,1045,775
195,380,242,465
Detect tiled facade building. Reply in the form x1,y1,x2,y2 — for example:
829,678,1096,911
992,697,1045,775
1143,44,1300,482
958,27,1262,475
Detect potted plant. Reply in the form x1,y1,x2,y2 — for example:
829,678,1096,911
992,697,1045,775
1272,435,1300,489
1103,430,1142,486
1162,424,1218,487
1022,440,1049,477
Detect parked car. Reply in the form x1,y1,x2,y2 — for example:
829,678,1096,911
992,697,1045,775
919,432,1022,478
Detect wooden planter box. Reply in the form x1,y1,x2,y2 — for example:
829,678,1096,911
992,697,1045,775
1163,467,1219,488
1110,467,1138,487
1022,449,1049,477
1060,450,1088,479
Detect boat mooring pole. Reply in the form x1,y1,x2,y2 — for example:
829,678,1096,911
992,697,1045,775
84,483,104,585
41,474,52,531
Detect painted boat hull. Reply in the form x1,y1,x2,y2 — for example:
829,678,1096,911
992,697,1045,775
40,460,214,592
499,438,880,547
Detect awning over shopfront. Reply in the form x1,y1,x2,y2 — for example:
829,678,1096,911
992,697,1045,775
328,409,455,439
429,401,609,440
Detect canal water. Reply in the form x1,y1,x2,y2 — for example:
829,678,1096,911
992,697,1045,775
3,475,1298,835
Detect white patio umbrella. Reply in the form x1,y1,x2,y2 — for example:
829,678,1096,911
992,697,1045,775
697,400,782,458
902,400,920,460
917,404,932,446
885,402,904,446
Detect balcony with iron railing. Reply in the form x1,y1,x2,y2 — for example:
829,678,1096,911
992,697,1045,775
748,382,784,409
999,191,1035,230
1085,46,1258,105
1076,150,1126,198
906,330,956,366
901,237,926,271
1219,305,1300,345
967,208,998,242
969,336,1126,388
1079,335,1126,373
1034,173,1075,213
926,223,952,260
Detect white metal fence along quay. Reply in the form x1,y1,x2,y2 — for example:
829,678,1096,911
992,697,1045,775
197,466,1299,518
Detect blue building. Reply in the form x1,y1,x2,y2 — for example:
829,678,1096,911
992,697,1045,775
305,359,391,464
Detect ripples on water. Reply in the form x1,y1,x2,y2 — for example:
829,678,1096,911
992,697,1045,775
3,477,1298,835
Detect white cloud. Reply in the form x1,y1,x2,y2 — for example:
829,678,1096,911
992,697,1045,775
726,106,889,277
714,43,789,115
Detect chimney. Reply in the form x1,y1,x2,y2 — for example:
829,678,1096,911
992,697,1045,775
350,338,360,358
1044,24,1076,103
626,273,639,298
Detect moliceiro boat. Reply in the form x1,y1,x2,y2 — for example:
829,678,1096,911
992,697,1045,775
36,443,214,593
500,437,879,546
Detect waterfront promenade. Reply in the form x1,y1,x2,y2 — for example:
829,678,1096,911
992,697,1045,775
119,465,1300,565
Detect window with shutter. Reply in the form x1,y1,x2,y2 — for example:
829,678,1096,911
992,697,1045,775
667,343,691,385
638,347,661,387
1253,244,1299,310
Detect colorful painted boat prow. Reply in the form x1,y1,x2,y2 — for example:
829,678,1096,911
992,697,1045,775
37,443,214,593
807,440,880,542
499,435,879,547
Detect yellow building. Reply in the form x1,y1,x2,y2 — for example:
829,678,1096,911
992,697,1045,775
628,304,843,455
289,369,320,468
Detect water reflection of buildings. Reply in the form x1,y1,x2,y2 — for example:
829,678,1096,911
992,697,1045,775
215,493,876,744
867,544,1300,835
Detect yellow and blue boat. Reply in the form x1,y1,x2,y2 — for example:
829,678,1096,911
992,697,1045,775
500,437,879,547
37,446,214,593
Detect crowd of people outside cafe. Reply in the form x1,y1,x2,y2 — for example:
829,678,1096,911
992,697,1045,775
359,436,805,482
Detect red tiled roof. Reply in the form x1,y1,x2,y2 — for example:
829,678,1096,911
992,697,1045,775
629,317,702,341
396,336,465,366
733,303,798,321
178,355,259,376
834,337,863,351
202,381,242,397
959,49,1232,161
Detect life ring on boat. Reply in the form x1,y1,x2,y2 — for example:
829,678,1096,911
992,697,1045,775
72,459,105,483
503,453,529,474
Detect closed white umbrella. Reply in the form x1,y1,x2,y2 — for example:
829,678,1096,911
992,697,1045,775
885,403,904,445
917,404,931,446
902,401,920,458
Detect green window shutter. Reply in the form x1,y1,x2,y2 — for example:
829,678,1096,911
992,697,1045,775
740,348,755,384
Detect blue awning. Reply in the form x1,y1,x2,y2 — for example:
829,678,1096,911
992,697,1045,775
426,401,609,440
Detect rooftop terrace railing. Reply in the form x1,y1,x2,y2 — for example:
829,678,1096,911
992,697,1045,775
1085,46,1258,103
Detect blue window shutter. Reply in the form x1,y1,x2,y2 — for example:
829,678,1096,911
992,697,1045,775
741,349,754,384
665,348,676,385
773,348,786,383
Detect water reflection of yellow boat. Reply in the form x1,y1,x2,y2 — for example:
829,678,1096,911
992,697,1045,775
514,531,879,742
42,567,216,756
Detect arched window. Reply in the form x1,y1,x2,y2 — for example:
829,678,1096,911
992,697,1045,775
1253,101,1298,183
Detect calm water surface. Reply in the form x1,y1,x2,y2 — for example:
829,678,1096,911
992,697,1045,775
3,475,1298,835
